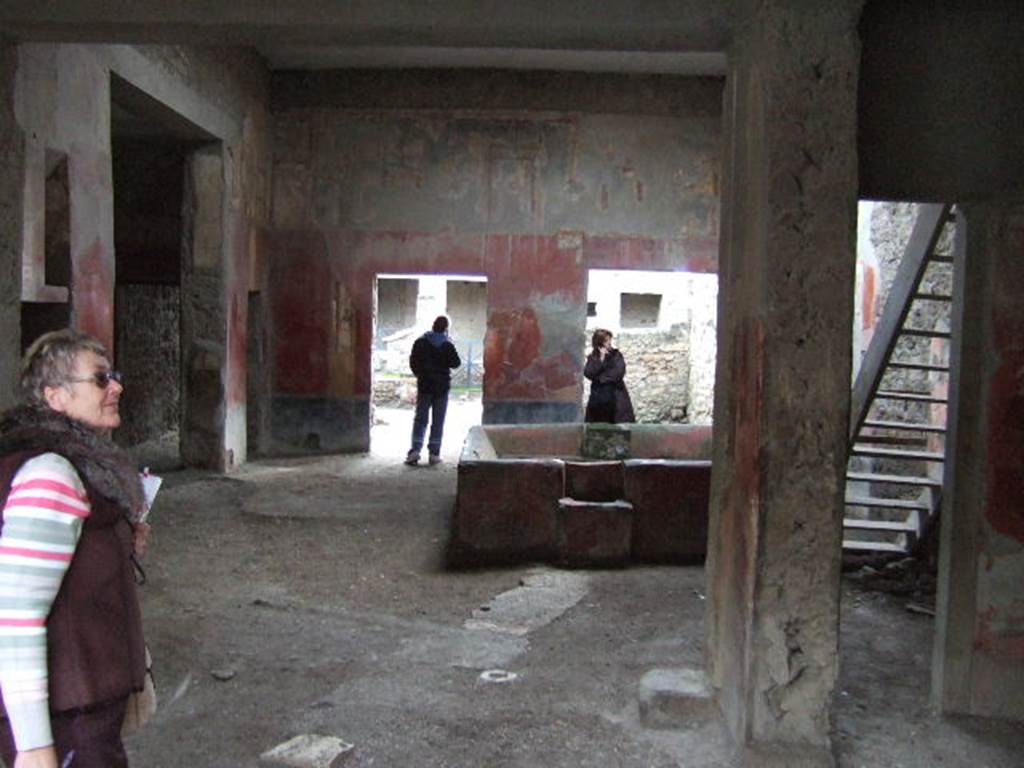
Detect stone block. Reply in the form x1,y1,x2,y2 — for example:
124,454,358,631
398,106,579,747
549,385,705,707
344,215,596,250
453,460,563,564
564,460,624,502
261,734,353,767
741,744,835,768
557,497,632,567
637,668,716,729
625,460,710,562
582,423,632,460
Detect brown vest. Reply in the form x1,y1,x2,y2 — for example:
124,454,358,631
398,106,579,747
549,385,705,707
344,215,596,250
0,449,146,714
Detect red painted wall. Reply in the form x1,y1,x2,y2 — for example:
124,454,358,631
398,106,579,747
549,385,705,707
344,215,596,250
270,229,712,408
977,215,1024,660
971,207,1024,704
484,234,584,403
709,317,764,723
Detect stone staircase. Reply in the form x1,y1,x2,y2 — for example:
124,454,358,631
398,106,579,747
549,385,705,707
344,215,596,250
844,204,960,555
559,461,634,567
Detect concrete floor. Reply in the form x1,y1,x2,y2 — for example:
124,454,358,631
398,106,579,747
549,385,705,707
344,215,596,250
123,405,1024,767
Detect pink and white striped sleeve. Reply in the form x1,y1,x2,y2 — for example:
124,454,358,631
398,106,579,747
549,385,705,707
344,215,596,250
0,453,89,752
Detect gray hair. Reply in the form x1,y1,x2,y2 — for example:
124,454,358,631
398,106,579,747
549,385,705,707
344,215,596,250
21,329,109,406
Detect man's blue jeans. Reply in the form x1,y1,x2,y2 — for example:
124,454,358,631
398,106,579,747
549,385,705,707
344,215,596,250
410,387,450,456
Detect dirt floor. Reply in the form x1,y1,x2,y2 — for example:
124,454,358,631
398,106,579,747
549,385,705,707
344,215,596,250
124,403,1024,767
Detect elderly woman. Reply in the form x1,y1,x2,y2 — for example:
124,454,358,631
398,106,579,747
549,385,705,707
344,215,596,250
584,329,636,424
0,330,148,768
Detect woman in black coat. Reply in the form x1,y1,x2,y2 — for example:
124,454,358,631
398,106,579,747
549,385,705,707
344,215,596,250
584,329,636,424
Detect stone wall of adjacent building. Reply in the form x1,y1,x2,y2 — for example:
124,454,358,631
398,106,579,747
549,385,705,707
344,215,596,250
608,326,690,423
867,202,954,425
583,269,718,424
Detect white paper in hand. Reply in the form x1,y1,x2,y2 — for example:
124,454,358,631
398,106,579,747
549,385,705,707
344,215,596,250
140,470,162,522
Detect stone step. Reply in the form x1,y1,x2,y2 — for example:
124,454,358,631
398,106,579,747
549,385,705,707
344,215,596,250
854,434,928,448
886,360,950,372
846,471,941,488
901,327,951,340
637,668,717,730
845,495,930,511
842,539,908,553
557,498,633,567
260,734,354,768
874,390,948,404
862,419,945,434
851,445,945,462
842,518,918,532
912,292,953,302
564,460,624,502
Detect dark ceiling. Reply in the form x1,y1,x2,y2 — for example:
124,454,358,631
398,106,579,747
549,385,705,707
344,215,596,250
0,0,733,74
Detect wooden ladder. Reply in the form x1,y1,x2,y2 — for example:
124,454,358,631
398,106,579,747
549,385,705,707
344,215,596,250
844,204,961,555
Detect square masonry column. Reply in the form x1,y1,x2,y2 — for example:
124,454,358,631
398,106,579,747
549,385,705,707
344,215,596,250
932,201,1024,721
0,41,23,409
705,1,863,765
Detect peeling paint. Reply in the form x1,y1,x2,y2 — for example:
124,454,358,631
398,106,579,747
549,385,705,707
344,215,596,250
975,604,1024,659
74,237,114,352
985,322,1024,544
709,317,764,737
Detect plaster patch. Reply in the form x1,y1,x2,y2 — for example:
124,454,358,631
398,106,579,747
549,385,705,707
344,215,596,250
464,567,589,636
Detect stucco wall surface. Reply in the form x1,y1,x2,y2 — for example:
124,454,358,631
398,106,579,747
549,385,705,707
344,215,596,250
272,108,719,242
7,43,272,468
266,71,722,450
935,201,1024,722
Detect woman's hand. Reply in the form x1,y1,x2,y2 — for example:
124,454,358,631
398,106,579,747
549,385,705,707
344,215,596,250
133,521,152,558
14,746,58,768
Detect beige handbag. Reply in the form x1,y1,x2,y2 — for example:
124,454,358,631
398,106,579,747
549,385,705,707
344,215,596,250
122,646,157,736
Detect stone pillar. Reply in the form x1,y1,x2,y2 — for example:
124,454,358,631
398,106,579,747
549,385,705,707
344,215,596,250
180,146,228,470
932,202,1024,721
705,1,862,763
0,40,23,409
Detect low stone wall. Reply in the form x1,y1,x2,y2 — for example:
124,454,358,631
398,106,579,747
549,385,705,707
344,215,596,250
372,376,418,407
453,423,712,566
614,326,690,423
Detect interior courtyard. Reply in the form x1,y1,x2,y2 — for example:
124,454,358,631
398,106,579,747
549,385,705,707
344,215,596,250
1,2,1022,766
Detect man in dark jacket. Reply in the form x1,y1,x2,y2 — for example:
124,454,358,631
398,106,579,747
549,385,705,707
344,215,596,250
406,316,461,465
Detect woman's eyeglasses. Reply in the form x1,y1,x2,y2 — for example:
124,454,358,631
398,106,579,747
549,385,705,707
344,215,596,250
66,370,123,389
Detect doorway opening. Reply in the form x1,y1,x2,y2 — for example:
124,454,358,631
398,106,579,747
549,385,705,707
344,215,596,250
584,268,717,424
370,273,486,460
837,200,959,754
109,73,216,470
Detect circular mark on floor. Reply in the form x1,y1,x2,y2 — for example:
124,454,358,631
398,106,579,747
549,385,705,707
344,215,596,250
479,669,517,684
